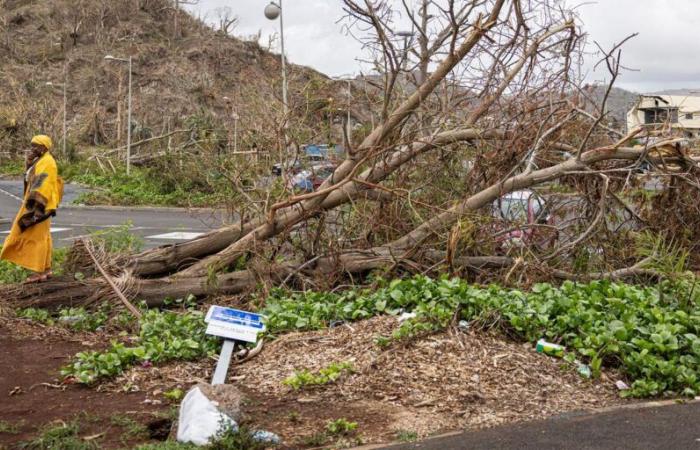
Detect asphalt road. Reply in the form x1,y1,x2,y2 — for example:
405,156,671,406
382,402,700,450
0,179,229,249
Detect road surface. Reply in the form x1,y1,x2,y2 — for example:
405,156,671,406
0,179,229,249
381,401,700,450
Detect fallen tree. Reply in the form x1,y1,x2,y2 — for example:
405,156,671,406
5,0,700,309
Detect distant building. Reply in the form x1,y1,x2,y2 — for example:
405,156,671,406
627,95,700,137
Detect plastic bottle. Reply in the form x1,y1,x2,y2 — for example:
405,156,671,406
535,339,565,358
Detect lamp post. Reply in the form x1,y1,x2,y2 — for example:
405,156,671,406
45,77,67,158
264,1,288,119
104,55,133,175
395,30,414,72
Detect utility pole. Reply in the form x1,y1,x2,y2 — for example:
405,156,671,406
264,2,288,120
44,63,68,158
105,55,134,175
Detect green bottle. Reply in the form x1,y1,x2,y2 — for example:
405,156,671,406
536,339,565,358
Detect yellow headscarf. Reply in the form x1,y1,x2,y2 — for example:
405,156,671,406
31,135,53,151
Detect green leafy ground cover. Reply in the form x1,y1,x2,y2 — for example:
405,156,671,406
15,273,699,398
0,247,66,284
16,419,264,450
18,306,111,332
61,309,218,384
263,275,700,398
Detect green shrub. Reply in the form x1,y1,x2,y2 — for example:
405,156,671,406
396,430,418,442
89,222,144,253
64,160,225,207
208,425,270,450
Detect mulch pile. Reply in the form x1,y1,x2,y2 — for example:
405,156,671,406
231,315,627,445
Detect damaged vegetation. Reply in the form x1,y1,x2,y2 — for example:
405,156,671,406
13,273,700,398
2,0,700,448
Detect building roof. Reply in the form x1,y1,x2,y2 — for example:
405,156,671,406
639,95,700,112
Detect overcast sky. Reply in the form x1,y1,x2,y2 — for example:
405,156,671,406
187,1,700,93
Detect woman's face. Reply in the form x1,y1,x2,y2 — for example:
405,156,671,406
27,143,46,160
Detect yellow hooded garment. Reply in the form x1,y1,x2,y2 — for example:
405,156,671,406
0,149,63,272
31,135,53,152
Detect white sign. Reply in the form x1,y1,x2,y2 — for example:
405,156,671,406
204,306,265,343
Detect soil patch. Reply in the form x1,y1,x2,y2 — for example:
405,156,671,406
0,319,170,449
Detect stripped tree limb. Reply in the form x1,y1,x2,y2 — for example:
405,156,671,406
83,239,142,320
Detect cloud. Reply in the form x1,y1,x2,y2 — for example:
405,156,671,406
571,0,700,92
187,0,364,76
188,0,700,92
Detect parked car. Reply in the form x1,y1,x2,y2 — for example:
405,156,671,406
303,144,344,161
272,159,302,176
271,144,341,176
491,189,556,250
288,163,336,192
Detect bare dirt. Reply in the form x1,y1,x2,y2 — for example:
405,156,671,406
0,318,171,449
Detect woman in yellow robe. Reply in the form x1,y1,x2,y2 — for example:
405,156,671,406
0,135,63,282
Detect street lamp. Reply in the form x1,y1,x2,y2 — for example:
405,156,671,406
394,30,414,72
104,54,133,175
45,77,67,158
264,1,288,119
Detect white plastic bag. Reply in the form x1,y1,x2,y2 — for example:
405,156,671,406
177,387,235,445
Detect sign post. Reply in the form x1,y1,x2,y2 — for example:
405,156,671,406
204,306,265,385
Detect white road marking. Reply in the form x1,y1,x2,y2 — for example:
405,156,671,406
0,186,22,203
1,227,71,234
59,223,208,231
146,231,205,240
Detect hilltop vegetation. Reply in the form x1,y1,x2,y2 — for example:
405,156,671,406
0,0,367,209
0,0,347,159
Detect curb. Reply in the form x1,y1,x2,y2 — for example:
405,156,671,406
63,204,221,213
350,397,700,450
0,178,220,213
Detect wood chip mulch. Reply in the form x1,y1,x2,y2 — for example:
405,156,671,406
231,315,628,444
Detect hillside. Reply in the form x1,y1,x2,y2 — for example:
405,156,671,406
653,88,700,96
0,0,335,158
587,85,639,127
